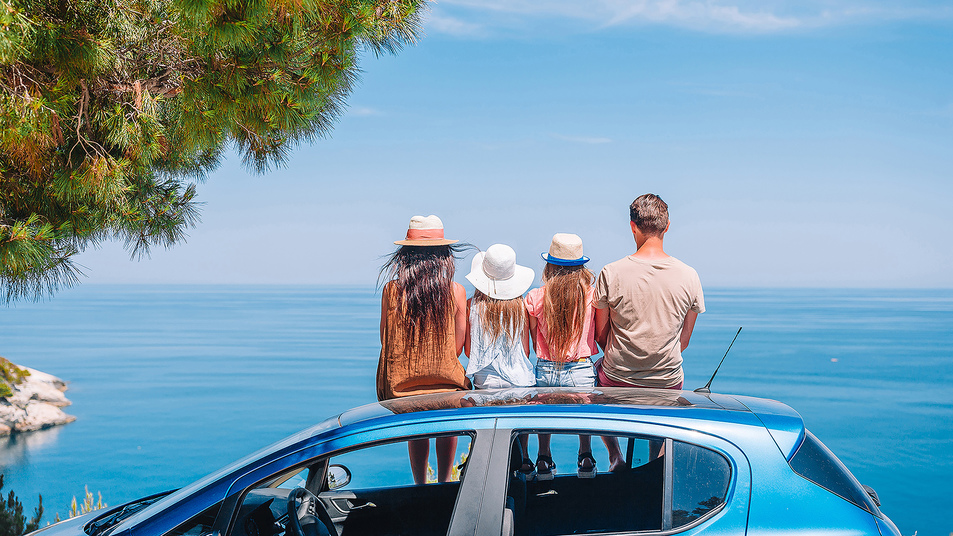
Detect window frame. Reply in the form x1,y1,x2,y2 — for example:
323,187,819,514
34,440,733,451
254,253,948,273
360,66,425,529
213,424,493,536
488,417,746,536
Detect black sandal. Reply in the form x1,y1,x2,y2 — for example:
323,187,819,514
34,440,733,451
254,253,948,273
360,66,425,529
577,451,597,479
536,455,556,481
519,457,535,479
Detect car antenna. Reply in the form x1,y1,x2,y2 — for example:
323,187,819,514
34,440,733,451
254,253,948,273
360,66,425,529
694,327,742,394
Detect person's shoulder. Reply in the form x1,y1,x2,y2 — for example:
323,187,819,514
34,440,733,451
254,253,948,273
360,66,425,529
599,256,632,276
666,257,702,282
666,256,698,272
525,286,545,312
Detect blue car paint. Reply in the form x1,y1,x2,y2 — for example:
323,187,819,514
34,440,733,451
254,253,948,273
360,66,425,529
28,388,896,536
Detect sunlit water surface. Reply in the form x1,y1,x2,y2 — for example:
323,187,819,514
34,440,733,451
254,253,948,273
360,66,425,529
1,286,950,534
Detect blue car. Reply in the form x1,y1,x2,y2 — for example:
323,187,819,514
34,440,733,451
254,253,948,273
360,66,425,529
32,388,900,536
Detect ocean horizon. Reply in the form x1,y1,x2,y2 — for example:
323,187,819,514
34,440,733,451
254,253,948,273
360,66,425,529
1,284,951,534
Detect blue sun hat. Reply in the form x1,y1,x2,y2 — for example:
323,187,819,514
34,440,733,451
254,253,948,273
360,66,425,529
541,233,589,266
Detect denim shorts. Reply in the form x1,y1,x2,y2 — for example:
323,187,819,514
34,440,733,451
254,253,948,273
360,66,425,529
535,358,596,388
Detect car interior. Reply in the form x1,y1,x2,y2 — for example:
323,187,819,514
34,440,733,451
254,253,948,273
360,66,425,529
231,434,473,536
504,434,664,536
227,430,730,536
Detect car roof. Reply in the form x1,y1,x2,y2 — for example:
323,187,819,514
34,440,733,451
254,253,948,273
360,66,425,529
330,387,805,459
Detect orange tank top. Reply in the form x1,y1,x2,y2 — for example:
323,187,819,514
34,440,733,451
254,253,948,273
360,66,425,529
377,282,470,401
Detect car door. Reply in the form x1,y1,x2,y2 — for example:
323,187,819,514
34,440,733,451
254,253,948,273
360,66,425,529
220,420,497,536
481,416,751,536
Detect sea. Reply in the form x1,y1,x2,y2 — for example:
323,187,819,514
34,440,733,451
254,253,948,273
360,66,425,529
0,285,950,535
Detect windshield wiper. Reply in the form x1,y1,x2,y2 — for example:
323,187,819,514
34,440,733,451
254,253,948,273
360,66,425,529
84,491,174,536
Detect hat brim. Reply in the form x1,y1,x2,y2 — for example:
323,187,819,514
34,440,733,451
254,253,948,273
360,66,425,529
466,253,535,300
541,253,589,266
394,238,459,246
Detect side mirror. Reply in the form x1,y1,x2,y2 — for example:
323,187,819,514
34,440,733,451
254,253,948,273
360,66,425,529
861,484,881,507
327,464,351,490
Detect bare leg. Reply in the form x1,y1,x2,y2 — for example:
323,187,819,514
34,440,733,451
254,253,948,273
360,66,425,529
601,436,626,472
537,433,552,458
435,436,458,483
408,438,430,484
518,434,530,460
578,434,592,454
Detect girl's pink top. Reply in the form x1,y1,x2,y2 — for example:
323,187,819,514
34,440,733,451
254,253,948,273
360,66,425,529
525,286,598,361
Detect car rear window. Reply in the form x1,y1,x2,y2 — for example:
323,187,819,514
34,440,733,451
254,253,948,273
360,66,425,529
789,431,880,515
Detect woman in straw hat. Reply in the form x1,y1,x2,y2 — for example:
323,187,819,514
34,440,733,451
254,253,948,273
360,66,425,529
525,233,600,479
464,243,536,475
378,215,470,484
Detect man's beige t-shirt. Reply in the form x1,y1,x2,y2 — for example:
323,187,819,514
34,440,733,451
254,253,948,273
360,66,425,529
594,255,704,388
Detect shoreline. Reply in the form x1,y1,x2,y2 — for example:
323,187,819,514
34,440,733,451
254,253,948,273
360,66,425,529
0,365,75,436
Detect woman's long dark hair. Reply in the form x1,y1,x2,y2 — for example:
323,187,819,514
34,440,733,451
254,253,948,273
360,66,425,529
379,244,469,354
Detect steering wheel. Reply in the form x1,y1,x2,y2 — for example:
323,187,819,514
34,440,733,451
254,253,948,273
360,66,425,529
286,487,337,536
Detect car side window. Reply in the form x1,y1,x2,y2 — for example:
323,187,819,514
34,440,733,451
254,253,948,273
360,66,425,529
672,441,731,527
229,433,472,536
329,435,471,490
164,502,222,536
506,432,731,535
318,434,472,536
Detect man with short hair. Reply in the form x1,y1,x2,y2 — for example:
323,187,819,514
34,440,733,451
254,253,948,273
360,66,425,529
594,194,705,469
594,193,705,390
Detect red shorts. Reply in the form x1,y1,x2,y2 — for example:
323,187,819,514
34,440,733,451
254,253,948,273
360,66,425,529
594,357,683,390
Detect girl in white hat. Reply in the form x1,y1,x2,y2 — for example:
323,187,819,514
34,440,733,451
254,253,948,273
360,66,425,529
525,233,600,479
378,215,470,484
464,243,536,474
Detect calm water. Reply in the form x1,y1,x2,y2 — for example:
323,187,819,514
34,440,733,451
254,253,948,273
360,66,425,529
0,285,950,534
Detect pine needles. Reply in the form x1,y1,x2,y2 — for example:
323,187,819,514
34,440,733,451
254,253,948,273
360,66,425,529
0,0,426,302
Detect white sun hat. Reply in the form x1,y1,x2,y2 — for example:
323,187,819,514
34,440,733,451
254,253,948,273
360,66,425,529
394,215,458,246
466,244,535,300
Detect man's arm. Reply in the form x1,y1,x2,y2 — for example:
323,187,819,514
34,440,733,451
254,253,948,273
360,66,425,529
595,306,610,351
680,310,698,352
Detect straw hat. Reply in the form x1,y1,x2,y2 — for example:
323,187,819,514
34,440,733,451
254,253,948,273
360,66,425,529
466,244,535,300
394,215,458,246
541,233,589,266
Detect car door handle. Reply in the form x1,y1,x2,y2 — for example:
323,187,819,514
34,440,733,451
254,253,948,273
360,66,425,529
347,500,377,510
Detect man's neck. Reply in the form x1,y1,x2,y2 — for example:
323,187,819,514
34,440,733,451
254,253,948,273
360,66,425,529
632,235,669,261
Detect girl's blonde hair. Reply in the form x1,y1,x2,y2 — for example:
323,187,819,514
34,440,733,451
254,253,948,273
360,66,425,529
542,263,594,361
471,290,525,343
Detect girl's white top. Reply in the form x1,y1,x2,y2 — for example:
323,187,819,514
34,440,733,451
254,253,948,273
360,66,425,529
467,303,536,387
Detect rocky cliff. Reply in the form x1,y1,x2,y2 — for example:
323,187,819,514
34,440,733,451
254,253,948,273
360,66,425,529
0,366,75,435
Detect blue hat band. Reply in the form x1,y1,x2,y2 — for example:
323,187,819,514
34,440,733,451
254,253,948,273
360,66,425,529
541,252,589,266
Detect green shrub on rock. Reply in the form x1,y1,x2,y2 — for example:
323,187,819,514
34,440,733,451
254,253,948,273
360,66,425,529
0,358,29,399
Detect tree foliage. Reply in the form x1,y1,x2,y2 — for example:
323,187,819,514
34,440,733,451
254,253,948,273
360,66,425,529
0,0,424,302
0,475,42,536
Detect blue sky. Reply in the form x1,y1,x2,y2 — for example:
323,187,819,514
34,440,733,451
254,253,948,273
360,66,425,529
78,0,953,287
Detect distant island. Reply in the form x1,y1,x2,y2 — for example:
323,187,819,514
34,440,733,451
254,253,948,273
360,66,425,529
0,358,75,435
